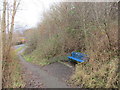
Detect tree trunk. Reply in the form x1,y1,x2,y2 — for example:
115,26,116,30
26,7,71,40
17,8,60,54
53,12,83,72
7,0,16,56
1,0,7,88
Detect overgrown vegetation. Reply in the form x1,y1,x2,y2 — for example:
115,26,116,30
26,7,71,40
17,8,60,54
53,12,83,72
2,49,25,88
24,2,119,88
0,0,22,88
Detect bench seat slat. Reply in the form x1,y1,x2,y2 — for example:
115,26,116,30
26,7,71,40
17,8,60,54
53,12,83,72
68,56,84,62
72,52,87,57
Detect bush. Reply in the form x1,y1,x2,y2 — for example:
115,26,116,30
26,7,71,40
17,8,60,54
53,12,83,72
69,57,118,88
23,2,118,88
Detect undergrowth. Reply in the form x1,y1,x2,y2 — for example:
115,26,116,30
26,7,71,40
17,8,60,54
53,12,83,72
3,49,25,88
69,54,119,88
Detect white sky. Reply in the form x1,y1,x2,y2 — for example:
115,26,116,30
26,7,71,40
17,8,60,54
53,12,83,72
15,0,58,30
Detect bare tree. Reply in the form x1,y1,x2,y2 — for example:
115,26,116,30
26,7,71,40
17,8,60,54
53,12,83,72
1,0,7,88
0,10,2,90
1,0,6,64
7,0,21,57
0,0,21,87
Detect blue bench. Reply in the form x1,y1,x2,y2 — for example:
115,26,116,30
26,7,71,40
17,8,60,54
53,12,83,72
68,52,88,62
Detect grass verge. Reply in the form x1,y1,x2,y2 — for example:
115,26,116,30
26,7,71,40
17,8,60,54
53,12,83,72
10,49,25,88
23,51,70,66
15,46,24,53
11,58,25,87
3,48,25,88
23,54,50,66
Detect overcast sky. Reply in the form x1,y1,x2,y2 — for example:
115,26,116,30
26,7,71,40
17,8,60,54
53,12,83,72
15,0,59,30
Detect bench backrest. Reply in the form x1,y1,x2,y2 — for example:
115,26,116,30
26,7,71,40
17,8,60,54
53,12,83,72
71,52,87,59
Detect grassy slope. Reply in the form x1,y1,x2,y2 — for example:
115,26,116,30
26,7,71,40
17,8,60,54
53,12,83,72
23,52,69,66
23,54,50,66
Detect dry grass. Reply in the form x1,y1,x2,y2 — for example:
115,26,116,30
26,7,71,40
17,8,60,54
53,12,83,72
69,57,118,88
2,49,25,88
68,23,118,88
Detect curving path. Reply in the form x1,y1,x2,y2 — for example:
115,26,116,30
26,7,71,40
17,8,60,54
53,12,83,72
16,44,73,88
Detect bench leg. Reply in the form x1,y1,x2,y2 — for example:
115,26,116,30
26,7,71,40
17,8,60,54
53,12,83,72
68,59,72,63
68,58,71,62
